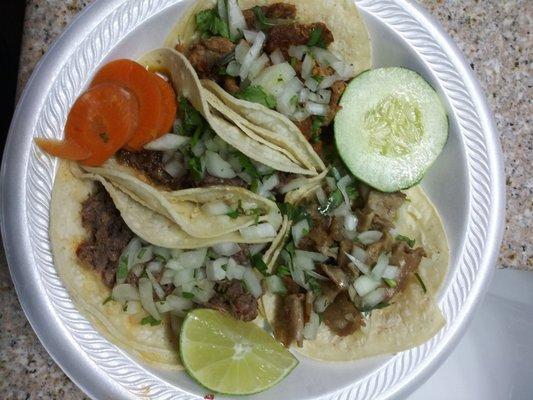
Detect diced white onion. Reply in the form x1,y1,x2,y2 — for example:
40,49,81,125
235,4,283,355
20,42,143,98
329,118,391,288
131,263,144,277
173,268,195,287
146,261,163,274
354,275,381,297
191,139,205,157
146,270,166,299
159,268,176,285
124,300,141,315
201,201,231,216
299,88,310,103
206,259,227,281
226,258,246,280
163,159,183,178
235,40,250,64
362,287,387,308
291,219,309,247
280,177,309,194
337,175,353,206
239,223,277,239
217,0,228,21
293,253,315,271
351,247,368,263
166,294,193,315
348,285,357,303
314,295,329,313
156,300,174,314
310,47,340,67
193,280,216,304
318,74,340,90
212,242,241,257
303,312,320,340
345,252,371,275
312,89,331,104
291,108,310,122
270,48,285,64
177,248,207,270
243,29,258,42
205,151,237,179
288,45,308,60
139,278,160,320
135,246,153,264
276,77,303,116
306,270,328,281
255,162,273,176
153,246,171,261
226,60,241,77
195,267,207,281
315,186,327,205
344,214,358,231
237,171,252,184
123,237,142,270
358,230,383,245
248,53,270,80
240,31,266,80
249,243,267,256
252,62,296,97
304,101,328,116
291,268,307,289
301,53,314,80
371,253,390,280
112,284,140,302
295,250,328,262
332,60,354,80
382,265,400,280
227,0,247,40
258,174,280,197
331,202,351,217
304,78,319,92
144,134,190,151
265,275,286,294
243,268,263,298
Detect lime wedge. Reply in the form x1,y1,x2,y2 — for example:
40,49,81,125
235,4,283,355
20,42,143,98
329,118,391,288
180,309,298,395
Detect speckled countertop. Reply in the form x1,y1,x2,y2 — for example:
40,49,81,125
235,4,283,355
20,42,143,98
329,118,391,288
1,0,531,398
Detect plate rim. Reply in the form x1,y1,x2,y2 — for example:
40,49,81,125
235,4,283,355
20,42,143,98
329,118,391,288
1,0,505,399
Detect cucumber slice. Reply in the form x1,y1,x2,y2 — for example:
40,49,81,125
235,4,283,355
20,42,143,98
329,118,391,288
334,67,448,192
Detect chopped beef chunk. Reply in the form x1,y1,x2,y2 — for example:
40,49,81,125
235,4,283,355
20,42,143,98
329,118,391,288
197,174,248,188
329,216,345,242
265,22,334,53
243,3,297,29
224,76,240,94
366,190,406,222
282,276,303,295
322,292,364,336
116,149,184,190
319,264,350,289
312,64,335,78
231,244,251,265
187,37,235,79
295,118,313,140
320,280,342,305
337,240,353,271
273,293,305,347
324,80,347,125
390,242,427,291
206,279,258,322
76,183,134,287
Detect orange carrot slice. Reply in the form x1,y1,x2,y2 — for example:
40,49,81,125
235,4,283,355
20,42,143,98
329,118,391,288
90,59,163,151
35,138,91,161
65,82,139,166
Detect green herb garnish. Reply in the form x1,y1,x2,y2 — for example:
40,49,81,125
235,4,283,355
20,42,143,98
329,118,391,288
236,85,277,109
278,203,310,224
252,6,274,30
182,292,195,299
226,200,243,219
306,273,322,295
195,8,230,39
396,234,416,248
235,152,260,179
137,248,147,259
188,156,204,181
415,272,427,293
383,278,397,288
290,56,298,69
318,189,343,215
276,265,291,278
116,255,128,280
250,178,260,193
180,96,205,136
359,301,391,313
102,295,113,305
311,74,324,84
307,27,325,48
141,316,161,326
251,253,269,276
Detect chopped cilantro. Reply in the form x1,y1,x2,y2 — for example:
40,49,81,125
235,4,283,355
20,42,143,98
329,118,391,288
235,152,260,179
311,74,324,84
415,272,427,293
188,156,204,181
396,234,416,248
278,203,310,223
383,278,397,288
251,253,269,276
116,255,128,280
276,265,291,278
311,116,323,143
102,295,113,305
179,96,205,136
182,292,195,299
226,200,243,219
290,56,298,69
190,126,203,147
236,85,277,109
195,9,230,39
99,132,109,143
252,6,274,30
250,178,260,193
137,248,147,259
307,27,326,48
359,301,391,313
154,254,166,262
346,184,358,200
122,303,128,312
318,189,343,215
141,315,161,326
290,95,299,106
249,207,262,225
306,273,322,295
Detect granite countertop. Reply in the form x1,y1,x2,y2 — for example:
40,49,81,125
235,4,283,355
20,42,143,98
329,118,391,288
1,0,531,398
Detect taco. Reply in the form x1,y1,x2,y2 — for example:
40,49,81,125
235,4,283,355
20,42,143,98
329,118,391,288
261,174,448,361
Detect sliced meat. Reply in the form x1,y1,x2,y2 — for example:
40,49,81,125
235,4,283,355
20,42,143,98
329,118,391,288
320,264,350,289
366,190,406,222
224,76,240,94
329,216,345,242
231,244,250,265
76,183,134,287
312,64,335,78
322,292,364,336
197,174,248,188
243,3,296,29
282,276,303,295
295,118,313,140
206,279,258,322
320,280,342,305
365,232,394,266
115,149,184,191
390,242,427,291
187,37,235,79
285,293,305,347
265,22,334,53
324,80,347,125
337,240,353,271
304,291,315,323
